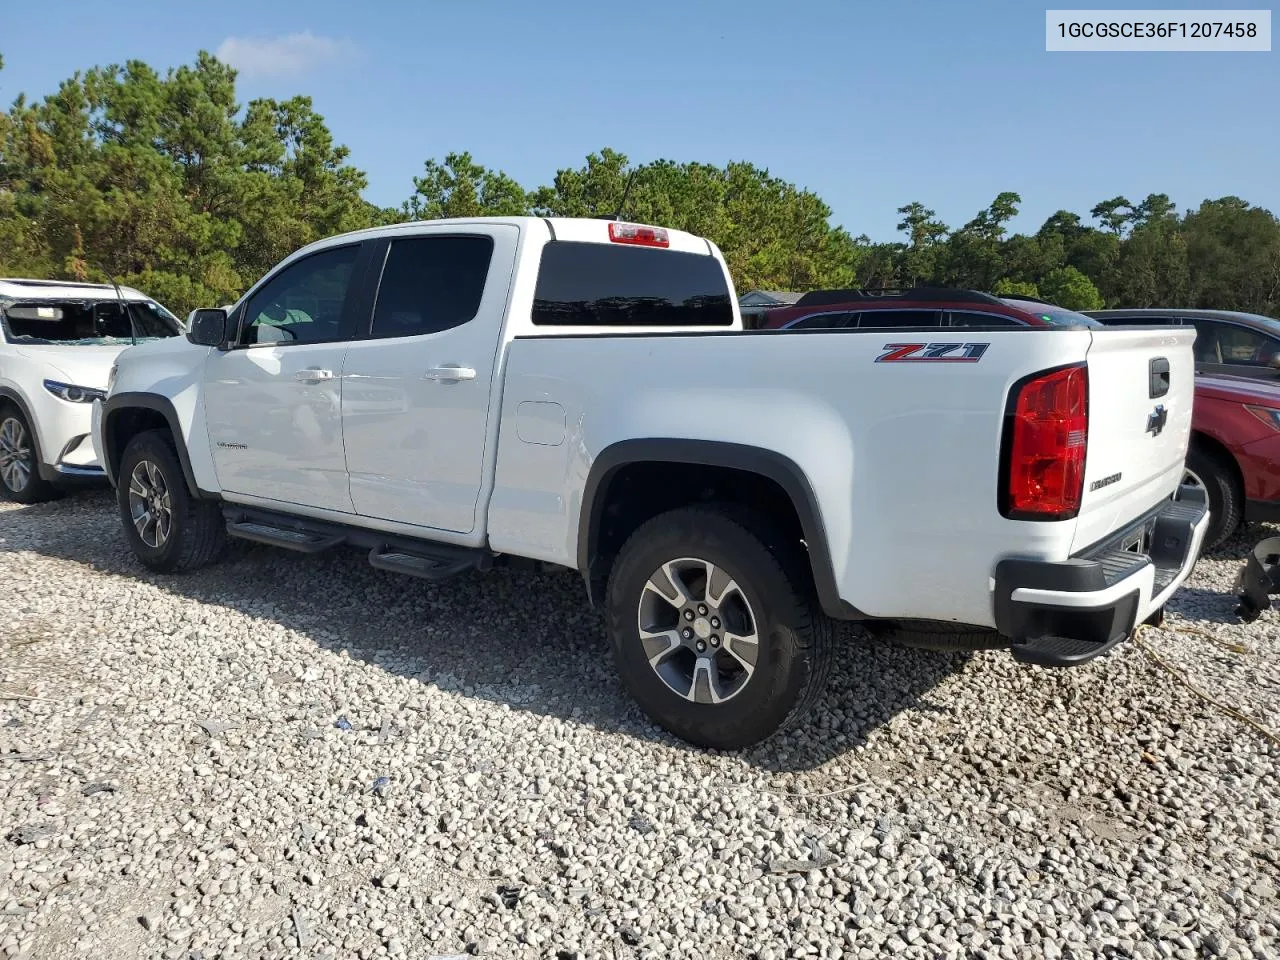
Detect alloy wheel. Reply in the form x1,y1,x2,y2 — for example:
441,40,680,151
0,417,32,493
128,459,173,549
636,557,760,705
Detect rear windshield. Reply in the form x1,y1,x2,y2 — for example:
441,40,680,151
532,241,734,327
999,299,1104,328
1,299,182,344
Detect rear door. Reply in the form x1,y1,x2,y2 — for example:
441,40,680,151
340,224,519,537
1071,326,1198,551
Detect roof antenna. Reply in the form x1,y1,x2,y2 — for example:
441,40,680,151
612,170,637,222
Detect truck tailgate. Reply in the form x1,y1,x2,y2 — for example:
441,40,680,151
1071,326,1197,553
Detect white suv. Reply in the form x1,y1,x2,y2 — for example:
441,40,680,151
0,279,183,502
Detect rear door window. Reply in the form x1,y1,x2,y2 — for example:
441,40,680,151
1196,320,1280,366
856,309,942,328
787,311,858,329
370,236,494,339
532,241,733,327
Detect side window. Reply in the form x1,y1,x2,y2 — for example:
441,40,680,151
241,244,360,346
1191,321,1221,363
948,311,1022,328
788,311,857,330
370,235,495,339
1210,323,1280,367
857,309,942,328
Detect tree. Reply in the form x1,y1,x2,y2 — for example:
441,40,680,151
0,51,377,316
895,202,948,285
1181,197,1280,315
1040,266,1104,311
406,151,529,220
994,278,1040,298
1132,192,1177,228
1090,196,1134,235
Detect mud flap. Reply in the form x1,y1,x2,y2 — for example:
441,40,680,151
1235,536,1280,622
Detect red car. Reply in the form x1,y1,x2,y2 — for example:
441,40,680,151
1189,374,1280,549
759,288,1105,330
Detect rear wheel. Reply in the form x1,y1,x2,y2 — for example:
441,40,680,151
0,406,58,504
1183,443,1241,552
605,506,834,750
118,430,225,573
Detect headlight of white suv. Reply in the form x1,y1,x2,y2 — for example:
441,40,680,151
43,379,107,404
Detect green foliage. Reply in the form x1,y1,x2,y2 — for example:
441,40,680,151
1040,266,1104,311
406,151,529,220
2,52,1278,319
0,52,372,316
994,278,1039,298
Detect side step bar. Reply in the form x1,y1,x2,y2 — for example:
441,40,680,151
226,520,342,553
368,547,475,581
222,508,492,580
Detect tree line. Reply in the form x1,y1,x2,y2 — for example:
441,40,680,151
2,52,1278,318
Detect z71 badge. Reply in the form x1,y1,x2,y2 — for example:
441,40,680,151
875,342,991,363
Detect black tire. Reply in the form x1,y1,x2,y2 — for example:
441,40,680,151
117,429,225,573
0,404,59,504
868,619,1007,652
605,506,834,750
1185,442,1241,552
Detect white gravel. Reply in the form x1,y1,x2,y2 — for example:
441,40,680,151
1,490,1278,960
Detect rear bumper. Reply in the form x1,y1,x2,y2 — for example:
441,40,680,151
994,484,1210,667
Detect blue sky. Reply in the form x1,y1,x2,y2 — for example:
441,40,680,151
3,0,1276,240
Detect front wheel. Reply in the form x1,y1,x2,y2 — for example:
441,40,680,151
605,506,834,750
0,406,59,504
117,430,225,573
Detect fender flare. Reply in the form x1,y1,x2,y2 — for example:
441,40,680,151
101,392,203,497
577,438,856,620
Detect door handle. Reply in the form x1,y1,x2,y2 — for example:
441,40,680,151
294,368,335,383
425,364,477,382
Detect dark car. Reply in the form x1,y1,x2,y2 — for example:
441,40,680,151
760,288,1105,331
1085,308,1280,381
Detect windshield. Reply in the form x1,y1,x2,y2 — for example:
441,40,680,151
999,299,1105,328
0,298,182,345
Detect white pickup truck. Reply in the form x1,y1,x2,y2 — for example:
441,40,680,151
93,216,1209,749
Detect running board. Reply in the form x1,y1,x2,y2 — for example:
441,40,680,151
226,520,343,553
368,547,474,580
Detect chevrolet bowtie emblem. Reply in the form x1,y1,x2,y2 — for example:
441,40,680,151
1146,404,1168,437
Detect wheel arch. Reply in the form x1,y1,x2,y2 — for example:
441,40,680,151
1189,428,1244,493
102,393,202,497
577,438,856,620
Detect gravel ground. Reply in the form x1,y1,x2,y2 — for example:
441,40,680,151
1,490,1278,960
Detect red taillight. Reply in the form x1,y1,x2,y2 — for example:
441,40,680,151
608,221,670,248
1002,364,1088,520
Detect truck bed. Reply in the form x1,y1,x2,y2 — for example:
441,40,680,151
486,324,1198,629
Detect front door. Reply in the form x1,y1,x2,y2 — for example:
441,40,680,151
340,225,518,535
203,242,365,512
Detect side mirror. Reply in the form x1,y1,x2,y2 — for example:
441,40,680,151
187,308,228,348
